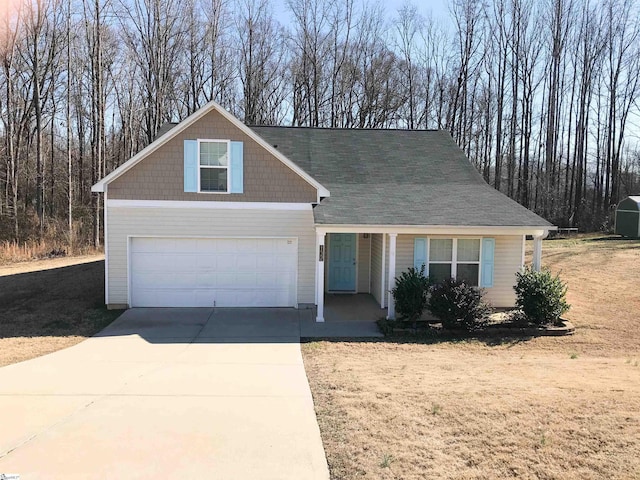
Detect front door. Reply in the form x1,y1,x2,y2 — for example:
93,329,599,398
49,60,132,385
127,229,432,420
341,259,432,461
328,233,357,291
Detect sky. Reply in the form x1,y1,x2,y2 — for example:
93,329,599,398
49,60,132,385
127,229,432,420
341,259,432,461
271,0,452,29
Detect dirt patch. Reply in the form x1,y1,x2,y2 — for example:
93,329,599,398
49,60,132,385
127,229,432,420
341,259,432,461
0,255,121,367
302,235,640,479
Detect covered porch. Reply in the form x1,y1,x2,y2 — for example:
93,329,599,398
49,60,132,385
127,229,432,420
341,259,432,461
321,293,383,322
314,227,550,323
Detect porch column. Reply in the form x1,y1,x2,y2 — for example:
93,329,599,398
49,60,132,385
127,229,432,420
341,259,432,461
387,233,397,320
532,234,543,272
316,232,326,322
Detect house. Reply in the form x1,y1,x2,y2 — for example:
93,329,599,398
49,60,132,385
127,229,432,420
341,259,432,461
92,101,554,321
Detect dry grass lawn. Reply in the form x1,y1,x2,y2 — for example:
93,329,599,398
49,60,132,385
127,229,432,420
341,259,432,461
302,235,640,479
0,254,122,366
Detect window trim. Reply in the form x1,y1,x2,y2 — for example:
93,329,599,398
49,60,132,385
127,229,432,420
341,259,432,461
427,237,482,286
197,138,231,194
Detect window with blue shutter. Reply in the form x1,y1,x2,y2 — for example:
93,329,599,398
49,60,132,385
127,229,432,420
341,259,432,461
230,141,244,194
183,140,198,192
414,237,428,275
481,238,495,288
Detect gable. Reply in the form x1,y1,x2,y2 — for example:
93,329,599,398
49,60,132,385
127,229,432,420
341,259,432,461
106,108,319,203
618,197,640,211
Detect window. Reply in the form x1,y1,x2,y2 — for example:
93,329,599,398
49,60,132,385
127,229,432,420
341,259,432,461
198,140,229,192
428,238,481,286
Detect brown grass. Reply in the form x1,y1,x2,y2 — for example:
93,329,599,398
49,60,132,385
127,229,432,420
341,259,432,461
0,254,122,367
0,239,102,265
302,235,640,479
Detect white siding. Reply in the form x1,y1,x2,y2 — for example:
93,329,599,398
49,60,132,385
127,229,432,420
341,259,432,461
369,233,390,307
370,234,383,306
106,206,316,306
395,234,523,308
487,235,523,306
357,234,371,293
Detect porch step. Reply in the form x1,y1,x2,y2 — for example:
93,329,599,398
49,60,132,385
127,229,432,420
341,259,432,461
300,318,383,339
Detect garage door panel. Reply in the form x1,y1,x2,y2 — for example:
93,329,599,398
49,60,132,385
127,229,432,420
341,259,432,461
237,255,257,269
130,237,297,308
255,256,276,269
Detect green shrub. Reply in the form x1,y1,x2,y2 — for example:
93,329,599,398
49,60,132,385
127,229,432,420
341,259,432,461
427,278,491,331
513,267,570,325
391,266,429,326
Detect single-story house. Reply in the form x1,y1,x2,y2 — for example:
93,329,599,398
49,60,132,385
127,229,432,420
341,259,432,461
92,101,554,321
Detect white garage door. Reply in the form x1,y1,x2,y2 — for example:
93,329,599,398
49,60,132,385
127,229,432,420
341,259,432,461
130,237,298,307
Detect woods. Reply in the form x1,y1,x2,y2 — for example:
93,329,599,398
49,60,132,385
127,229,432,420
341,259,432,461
1,0,640,247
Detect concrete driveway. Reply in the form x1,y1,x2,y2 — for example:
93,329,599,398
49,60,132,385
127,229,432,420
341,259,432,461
0,308,329,479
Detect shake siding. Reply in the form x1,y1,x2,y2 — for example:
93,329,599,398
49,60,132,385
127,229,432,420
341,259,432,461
107,207,316,306
370,234,383,305
395,234,523,307
357,234,371,293
108,109,317,203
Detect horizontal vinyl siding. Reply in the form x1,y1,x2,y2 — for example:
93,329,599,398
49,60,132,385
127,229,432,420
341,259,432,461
107,207,315,306
395,234,523,308
370,234,383,306
486,235,522,306
357,234,371,293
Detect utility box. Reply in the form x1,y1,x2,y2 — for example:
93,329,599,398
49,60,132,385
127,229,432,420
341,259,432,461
615,196,640,238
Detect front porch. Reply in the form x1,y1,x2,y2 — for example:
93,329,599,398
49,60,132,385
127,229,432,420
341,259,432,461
322,293,383,322
314,228,550,323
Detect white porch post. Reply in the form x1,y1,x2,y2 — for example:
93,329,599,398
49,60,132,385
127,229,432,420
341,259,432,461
387,233,397,320
316,232,326,322
532,234,543,272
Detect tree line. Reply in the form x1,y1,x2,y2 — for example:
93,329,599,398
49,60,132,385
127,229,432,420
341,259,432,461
1,0,639,247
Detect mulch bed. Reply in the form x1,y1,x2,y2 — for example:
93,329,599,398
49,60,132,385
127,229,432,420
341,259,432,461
380,318,575,337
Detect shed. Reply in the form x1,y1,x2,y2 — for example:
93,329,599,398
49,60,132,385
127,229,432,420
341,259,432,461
615,196,640,238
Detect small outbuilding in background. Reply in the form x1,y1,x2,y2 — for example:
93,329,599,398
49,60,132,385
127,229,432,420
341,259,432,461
615,196,640,238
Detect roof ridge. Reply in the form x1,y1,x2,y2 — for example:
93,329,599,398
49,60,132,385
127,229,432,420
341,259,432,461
250,125,443,132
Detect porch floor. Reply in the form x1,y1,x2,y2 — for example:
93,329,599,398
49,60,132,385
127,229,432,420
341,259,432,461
301,293,384,338
323,293,385,322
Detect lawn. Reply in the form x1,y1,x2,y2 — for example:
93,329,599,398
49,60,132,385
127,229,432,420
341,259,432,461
0,255,122,367
302,235,640,479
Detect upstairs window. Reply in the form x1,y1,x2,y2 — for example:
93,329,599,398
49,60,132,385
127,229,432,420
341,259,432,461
199,140,229,192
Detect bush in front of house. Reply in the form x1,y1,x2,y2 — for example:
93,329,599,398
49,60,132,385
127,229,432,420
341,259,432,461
514,266,570,325
391,266,430,327
427,278,491,331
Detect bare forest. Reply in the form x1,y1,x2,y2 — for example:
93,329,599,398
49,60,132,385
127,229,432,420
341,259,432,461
1,0,640,249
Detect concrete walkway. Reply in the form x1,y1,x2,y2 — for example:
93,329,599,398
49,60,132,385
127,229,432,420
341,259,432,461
0,308,329,480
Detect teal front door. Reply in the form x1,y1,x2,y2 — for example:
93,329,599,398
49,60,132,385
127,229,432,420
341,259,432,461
328,233,357,291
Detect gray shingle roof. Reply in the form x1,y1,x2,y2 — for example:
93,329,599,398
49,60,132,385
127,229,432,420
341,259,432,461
250,126,552,227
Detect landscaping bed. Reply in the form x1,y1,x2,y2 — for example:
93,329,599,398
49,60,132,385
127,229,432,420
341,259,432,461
378,314,575,337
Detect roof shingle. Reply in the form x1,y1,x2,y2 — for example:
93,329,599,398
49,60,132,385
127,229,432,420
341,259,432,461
251,126,552,227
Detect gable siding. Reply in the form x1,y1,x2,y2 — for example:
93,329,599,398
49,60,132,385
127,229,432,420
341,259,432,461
394,234,522,308
108,109,318,202
106,206,316,306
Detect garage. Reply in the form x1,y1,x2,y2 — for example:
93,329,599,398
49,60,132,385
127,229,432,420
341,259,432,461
129,237,298,307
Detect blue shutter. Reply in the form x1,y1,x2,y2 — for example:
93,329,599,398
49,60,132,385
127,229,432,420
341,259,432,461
414,237,428,275
183,140,198,192
481,238,495,288
230,141,244,193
